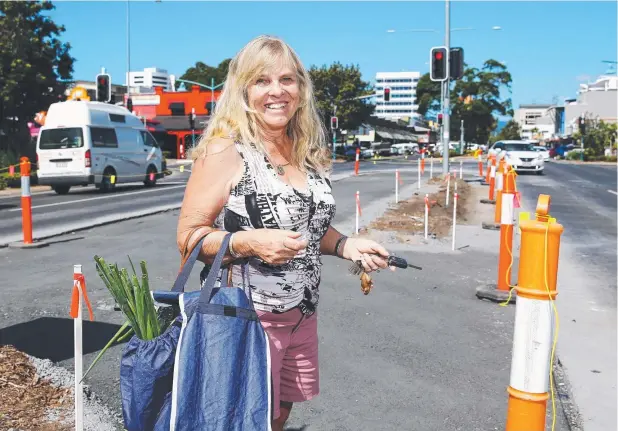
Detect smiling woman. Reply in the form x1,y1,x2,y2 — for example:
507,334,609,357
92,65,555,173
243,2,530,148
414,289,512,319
176,35,395,430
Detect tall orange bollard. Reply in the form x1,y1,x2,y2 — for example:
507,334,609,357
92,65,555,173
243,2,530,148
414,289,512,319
478,153,484,177
485,155,492,184
488,156,497,201
7,157,48,248
494,159,506,224
497,168,516,292
20,157,33,244
354,147,360,176
505,194,563,431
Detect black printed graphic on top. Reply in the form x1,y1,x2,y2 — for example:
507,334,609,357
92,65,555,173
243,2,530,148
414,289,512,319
210,142,336,316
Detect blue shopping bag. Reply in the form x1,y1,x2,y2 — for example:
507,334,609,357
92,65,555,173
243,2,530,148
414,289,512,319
119,232,272,431
168,233,273,431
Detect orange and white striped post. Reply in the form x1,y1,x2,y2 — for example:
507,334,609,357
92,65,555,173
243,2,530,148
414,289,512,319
493,159,506,224
354,147,360,176
485,155,492,184
505,194,563,431
395,169,403,203
488,156,497,201
424,194,429,239
497,168,516,292
20,157,33,244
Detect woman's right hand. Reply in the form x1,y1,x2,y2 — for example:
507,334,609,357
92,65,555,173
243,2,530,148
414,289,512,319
236,229,308,265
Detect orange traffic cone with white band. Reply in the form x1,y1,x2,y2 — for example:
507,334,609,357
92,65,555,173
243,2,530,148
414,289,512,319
497,168,516,292
505,194,563,431
494,159,506,225
354,147,360,176
488,156,497,201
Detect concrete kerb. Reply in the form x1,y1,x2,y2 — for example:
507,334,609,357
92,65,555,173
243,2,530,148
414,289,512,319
8,240,50,249
480,198,496,205
481,221,500,231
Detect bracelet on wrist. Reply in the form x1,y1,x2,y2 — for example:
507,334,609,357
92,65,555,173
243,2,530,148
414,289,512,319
334,235,347,258
229,233,242,259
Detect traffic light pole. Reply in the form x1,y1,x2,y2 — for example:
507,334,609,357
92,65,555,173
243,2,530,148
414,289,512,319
442,0,451,175
332,105,337,160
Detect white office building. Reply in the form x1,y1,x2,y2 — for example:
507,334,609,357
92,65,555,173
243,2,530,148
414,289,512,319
126,67,174,91
513,104,555,140
373,71,420,123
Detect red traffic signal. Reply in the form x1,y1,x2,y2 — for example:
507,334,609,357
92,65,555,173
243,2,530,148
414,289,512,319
330,116,338,130
384,87,391,102
437,113,443,125
96,73,111,102
430,46,448,82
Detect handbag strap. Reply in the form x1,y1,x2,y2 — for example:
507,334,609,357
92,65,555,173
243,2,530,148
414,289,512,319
171,229,215,293
197,233,232,308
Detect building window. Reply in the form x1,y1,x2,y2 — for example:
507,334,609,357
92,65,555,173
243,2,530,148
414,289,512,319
169,102,185,116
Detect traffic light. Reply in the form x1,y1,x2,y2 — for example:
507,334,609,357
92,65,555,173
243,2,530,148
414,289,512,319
437,113,443,125
96,73,111,102
330,116,338,130
384,87,391,102
430,47,448,82
578,115,586,134
450,47,464,80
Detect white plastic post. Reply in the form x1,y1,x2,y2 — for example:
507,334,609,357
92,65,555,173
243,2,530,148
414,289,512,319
417,159,421,189
452,193,458,251
424,194,429,240
446,174,451,207
430,157,434,178
459,160,463,179
395,169,399,203
355,191,360,234
73,264,84,431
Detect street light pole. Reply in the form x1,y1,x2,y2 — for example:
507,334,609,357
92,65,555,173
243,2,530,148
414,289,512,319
443,0,451,174
126,0,131,109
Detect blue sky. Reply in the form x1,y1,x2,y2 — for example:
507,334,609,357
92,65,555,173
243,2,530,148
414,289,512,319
49,1,617,115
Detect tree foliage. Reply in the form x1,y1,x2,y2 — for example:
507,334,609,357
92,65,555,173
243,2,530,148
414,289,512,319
0,1,74,155
308,62,375,134
490,119,522,143
416,59,513,146
177,59,231,89
574,119,617,156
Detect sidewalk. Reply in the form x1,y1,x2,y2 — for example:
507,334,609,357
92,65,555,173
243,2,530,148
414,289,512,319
0,172,571,430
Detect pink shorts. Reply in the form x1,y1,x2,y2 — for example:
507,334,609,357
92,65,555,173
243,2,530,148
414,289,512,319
256,307,319,419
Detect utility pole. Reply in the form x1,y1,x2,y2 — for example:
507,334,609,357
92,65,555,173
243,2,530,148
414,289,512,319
442,0,451,174
126,0,132,111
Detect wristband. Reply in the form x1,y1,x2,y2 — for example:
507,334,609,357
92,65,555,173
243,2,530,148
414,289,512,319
229,233,242,259
334,235,347,258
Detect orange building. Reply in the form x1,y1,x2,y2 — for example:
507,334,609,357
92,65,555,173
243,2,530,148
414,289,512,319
129,85,222,159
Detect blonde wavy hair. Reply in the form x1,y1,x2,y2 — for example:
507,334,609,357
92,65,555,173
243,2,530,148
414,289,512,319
190,35,332,174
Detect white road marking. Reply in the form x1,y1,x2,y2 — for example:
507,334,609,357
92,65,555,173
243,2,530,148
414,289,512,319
7,184,186,212
608,190,617,196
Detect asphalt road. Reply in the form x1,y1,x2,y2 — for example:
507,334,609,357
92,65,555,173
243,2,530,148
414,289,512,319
0,158,421,246
0,169,570,431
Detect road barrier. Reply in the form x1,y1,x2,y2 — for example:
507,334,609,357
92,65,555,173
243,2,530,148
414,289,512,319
478,154,484,177
445,173,451,208
459,160,463,179
19,157,33,245
424,194,429,239
430,156,434,178
497,168,517,292
493,159,506,225
420,148,426,175
504,194,563,431
354,148,360,176
417,159,421,189
488,156,497,201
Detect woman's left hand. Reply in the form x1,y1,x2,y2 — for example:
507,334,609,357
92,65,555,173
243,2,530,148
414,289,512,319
341,237,393,273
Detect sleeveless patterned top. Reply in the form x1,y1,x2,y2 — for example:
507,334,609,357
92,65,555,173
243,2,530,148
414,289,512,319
211,141,336,316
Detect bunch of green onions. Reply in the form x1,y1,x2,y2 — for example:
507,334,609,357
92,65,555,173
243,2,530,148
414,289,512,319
82,255,169,381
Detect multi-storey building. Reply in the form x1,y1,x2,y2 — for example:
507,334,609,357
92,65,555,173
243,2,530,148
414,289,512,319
373,71,420,123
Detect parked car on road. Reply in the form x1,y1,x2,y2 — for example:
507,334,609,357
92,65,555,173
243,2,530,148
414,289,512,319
488,140,545,175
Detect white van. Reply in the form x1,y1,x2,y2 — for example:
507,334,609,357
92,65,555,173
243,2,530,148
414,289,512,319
36,101,165,194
